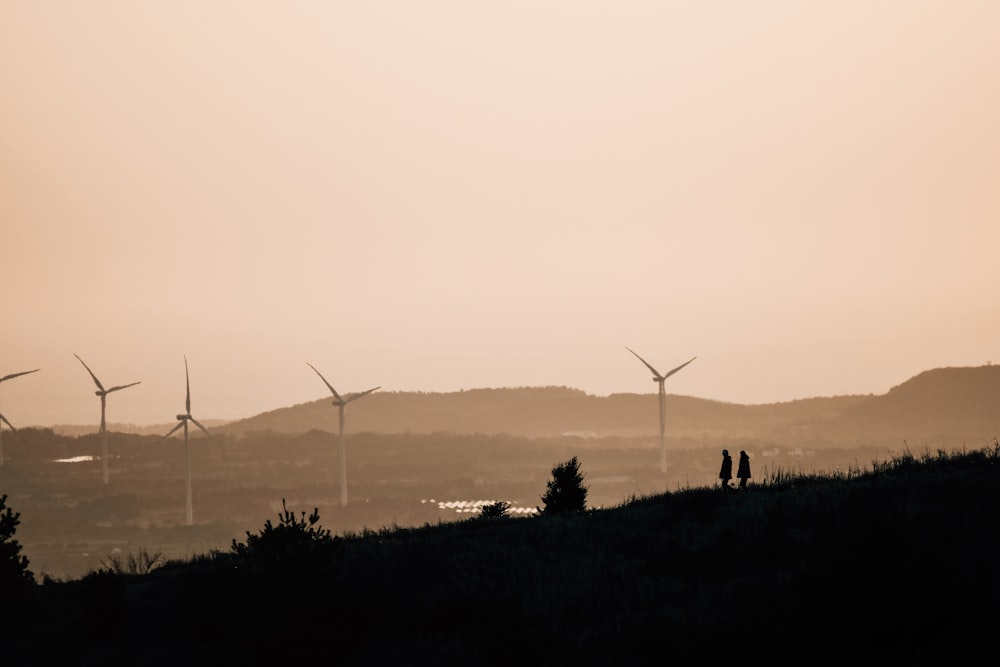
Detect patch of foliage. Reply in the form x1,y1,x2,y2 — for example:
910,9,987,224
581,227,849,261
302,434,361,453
0,494,34,593
539,455,588,515
98,548,163,576
230,498,338,569
478,500,511,519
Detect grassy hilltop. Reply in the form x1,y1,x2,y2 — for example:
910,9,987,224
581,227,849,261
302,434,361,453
3,443,998,666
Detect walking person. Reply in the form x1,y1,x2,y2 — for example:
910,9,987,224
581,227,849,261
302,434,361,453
737,450,751,489
719,449,733,490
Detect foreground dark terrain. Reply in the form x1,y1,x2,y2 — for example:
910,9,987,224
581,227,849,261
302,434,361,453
3,444,998,666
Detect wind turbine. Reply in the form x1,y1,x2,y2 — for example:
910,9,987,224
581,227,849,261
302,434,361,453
0,368,40,467
626,347,696,475
307,363,379,507
159,356,212,526
74,353,141,484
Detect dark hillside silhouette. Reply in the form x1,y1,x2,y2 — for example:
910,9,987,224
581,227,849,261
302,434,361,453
3,445,998,665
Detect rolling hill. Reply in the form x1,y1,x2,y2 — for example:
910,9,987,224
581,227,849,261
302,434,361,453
208,364,1000,447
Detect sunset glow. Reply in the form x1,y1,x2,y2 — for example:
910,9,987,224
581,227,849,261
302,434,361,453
2,2,997,427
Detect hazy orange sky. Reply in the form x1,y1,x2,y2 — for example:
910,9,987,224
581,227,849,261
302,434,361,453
2,2,998,427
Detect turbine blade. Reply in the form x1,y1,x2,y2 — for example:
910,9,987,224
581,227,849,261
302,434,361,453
106,381,141,393
307,363,343,402
73,354,105,392
625,347,663,380
0,412,16,431
662,356,697,380
0,368,41,384
345,386,380,403
160,421,185,440
184,356,191,415
190,417,213,439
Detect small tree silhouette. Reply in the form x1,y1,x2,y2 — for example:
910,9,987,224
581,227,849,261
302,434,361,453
539,456,588,515
0,494,34,593
231,498,337,569
479,500,511,519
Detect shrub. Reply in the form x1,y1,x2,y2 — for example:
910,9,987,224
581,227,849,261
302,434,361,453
231,499,338,569
539,456,588,515
479,500,511,519
99,548,163,576
0,494,34,592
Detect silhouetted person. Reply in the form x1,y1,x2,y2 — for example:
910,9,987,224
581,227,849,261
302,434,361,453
719,449,733,490
737,450,751,489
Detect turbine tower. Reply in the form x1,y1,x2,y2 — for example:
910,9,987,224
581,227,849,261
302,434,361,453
0,368,40,467
74,353,141,484
159,356,212,526
307,362,379,507
626,347,696,475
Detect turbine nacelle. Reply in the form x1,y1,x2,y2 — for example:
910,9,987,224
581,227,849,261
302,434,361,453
176,414,190,421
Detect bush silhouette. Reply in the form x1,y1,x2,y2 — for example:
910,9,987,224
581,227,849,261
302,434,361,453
539,456,588,515
479,500,511,519
98,548,163,576
231,498,338,569
0,494,34,593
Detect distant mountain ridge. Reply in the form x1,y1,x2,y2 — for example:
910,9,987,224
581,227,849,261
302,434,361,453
834,365,1000,440
207,365,1000,447
51,419,231,438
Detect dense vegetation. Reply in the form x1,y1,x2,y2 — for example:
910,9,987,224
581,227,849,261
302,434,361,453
3,443,997,665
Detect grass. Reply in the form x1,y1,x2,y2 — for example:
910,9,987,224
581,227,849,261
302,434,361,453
3,443,998,666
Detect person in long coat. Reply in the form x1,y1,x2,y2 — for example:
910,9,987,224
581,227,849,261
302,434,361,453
737,450,751,489
719,449,733,490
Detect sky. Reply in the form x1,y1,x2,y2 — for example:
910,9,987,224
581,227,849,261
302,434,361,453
1,1,998,428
